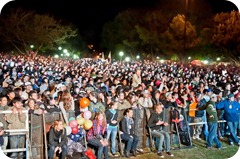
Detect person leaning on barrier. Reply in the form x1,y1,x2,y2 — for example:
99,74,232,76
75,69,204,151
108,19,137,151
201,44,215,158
147,103,174,158
0,96,9,151
216,93,240,146
205,94,223,149
6,97,27,159
119,108,139,158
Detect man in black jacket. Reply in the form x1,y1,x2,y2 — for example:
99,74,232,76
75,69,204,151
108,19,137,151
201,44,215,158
119,108,139,158
147,103,174,158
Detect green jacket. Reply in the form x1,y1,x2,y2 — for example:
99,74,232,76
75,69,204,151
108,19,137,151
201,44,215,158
206,101,218,123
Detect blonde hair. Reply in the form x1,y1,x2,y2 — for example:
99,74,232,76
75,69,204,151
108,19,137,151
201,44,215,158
59,90,72,111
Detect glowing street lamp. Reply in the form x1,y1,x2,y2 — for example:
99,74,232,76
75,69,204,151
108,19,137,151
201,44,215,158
119,51,124,61
188,56,191,60
136,55,140,59
216,57,221,61
30,45,34,49
58,47,62,50
125,57,130,62
203,60,209,65
63,49,68,54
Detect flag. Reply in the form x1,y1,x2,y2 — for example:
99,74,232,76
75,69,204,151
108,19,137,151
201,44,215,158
102,52,105,60
108,51,111,63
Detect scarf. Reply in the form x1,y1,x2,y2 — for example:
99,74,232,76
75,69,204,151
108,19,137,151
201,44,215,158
124,115,134,134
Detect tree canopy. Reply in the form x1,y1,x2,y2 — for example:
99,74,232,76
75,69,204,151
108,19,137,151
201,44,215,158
212,11,240,64
0,8,77,54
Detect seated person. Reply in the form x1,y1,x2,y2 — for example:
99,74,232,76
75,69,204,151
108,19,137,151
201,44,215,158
87,112,108,159
48,120,67,159
119,108,139,158
147,103,174,158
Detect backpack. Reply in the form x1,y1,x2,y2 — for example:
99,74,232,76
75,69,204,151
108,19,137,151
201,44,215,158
179,130,191,146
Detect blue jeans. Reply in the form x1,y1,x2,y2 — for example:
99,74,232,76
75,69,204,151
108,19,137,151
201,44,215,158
151,130,171,153
9,135,25,158
207,122,221,148
106,125,118,154
202,111,209,140
121,134,139,153
48,144,67,159
88,138,109,159
227,121,239,143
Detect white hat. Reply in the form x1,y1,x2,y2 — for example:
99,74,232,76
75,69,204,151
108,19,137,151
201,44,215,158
165,92,172,98
25,82,32,86
15,81,24,87
57,83,65,89
142,90,150,94
211,94,217,98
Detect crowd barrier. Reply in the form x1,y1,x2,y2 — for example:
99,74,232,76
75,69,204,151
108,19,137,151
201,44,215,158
1,107,239,159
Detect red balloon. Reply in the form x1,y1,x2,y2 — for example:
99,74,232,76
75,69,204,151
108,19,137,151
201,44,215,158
80,97,90,108
71,126,79,135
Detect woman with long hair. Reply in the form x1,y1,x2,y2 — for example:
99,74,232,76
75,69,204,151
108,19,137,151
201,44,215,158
87,112,109,159
48,120,67,159
105,102,119,157
57,90,74,124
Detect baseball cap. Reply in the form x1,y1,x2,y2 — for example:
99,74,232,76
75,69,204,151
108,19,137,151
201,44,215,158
211,94,217,98
25,82,32,86
228,93,234,99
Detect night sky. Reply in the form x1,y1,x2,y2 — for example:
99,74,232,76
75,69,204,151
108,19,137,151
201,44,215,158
1,0,238,49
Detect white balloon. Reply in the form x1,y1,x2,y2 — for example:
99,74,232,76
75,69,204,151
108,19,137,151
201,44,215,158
65,126,72,135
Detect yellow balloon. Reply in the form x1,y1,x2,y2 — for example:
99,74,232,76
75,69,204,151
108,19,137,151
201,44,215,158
83,120,93,130
77,117,85,126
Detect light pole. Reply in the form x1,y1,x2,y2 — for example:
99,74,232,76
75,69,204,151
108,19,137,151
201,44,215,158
119,51,124,61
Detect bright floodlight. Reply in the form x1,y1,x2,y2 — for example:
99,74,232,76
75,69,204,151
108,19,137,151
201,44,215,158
63,49,68,53
157,56,160,59
188,56,191,60
54,55,59,58
216,57,221,61
30,45,34,48
203,60,209,64
66,53,70,57
119,51,124,56
125,57,130,62
160,59,164,63
58,47,62,50
136,55,140,59
73,54,79,59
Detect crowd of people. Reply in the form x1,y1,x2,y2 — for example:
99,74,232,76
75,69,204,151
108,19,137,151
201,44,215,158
0,53,240,159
